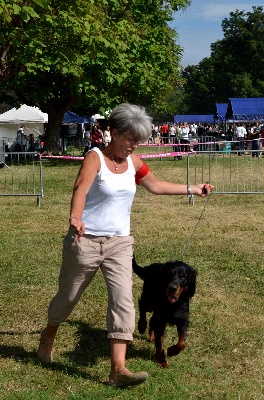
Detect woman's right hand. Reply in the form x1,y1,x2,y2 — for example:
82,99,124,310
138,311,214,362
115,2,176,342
69,217,85,241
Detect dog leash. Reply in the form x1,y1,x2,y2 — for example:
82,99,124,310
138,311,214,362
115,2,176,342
181,191,212,259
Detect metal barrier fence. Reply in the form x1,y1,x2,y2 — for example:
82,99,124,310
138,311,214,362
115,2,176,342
4,136,258,207
186,149,264,201
137,138,264,203
0,151,43,206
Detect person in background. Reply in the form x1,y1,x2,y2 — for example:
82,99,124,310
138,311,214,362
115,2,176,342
235,122,247,156
197,122,205,137
189,122,197,136
90,125,103,149
102,125,111,147
28,133,35,152
260,123,264,149
162,122,169,144
169,124,176,144
159,124,164,144
173,123,182,160
37,103,213,388
97,125,103,138
225,124,234,150
16,125,25,151
179,122,190,154
83,124,92,155
225,124,234,142
154,124,160,143
151,124,156,143
39,134,45,153
250,122,260,157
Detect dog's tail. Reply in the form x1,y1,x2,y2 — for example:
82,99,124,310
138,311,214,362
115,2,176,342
132,255,146,280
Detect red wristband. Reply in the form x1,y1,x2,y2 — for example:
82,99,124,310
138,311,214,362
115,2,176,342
135,162,150,185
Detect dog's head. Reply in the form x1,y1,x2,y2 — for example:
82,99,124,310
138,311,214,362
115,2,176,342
165,261,197,303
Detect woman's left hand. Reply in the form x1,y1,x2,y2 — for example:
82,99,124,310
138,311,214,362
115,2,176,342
193,183,214,197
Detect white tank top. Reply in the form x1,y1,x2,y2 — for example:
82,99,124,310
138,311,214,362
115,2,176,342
82,147,136,236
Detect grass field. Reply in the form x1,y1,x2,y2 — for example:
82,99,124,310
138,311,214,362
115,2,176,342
0,155,263,400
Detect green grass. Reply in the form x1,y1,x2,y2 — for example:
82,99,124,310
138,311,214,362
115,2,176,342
0,156,263,400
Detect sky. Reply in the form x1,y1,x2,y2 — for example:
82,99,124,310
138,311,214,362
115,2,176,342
171,0,262,66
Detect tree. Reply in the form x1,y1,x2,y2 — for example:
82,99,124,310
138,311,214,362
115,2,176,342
0,0,191,153
178,6,264,114
211,6,264,100
146,78,186,122
179,57,216,114
0,0,50,81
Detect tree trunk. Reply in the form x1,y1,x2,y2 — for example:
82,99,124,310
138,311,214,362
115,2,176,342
44,110,65,154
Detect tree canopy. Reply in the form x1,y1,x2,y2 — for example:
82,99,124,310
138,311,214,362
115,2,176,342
0,0,190,152
178,6,264,115
212,6,264,100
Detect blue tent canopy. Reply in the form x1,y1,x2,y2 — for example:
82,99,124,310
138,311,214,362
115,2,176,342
63,111,93,124
215,103,228,121
173,114,215,124
226,98,264,121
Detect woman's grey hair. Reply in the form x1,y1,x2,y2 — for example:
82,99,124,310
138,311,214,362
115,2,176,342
108,103,152,143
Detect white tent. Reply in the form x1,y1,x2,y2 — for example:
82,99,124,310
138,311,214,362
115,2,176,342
0,104,48,147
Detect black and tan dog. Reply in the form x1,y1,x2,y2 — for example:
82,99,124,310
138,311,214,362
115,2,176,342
132,256,197,368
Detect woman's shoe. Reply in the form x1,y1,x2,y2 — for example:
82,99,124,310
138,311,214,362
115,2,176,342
37,329,53,363
109,367,148,388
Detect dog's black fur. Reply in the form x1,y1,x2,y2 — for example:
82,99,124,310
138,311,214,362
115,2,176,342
132,256,197,367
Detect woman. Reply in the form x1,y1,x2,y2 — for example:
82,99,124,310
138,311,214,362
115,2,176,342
37,103,213,388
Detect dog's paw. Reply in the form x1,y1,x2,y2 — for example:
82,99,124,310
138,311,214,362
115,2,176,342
158,361,169,368
155,349,168,368
167,343,185,357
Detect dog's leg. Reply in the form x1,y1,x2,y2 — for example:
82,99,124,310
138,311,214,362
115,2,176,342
138,299,148,334
148,315,155,343
155,341,168,367
150,317,168,368
149,329,155,343
167,321,187,357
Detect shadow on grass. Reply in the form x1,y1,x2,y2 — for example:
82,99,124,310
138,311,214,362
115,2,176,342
64,320,151,365
0,320,152,381
0,341,92,380
41,158,83,168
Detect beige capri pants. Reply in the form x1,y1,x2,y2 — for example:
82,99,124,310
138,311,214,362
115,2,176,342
48,228,135,341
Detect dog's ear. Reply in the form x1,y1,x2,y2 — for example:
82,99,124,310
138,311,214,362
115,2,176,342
186,267,197,298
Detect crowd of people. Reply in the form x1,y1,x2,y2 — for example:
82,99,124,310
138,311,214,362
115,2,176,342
82,124,112,155
148,121,264,156
224,121,263,157
6,125,45,153
149,122,216,144
6,119,264,158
